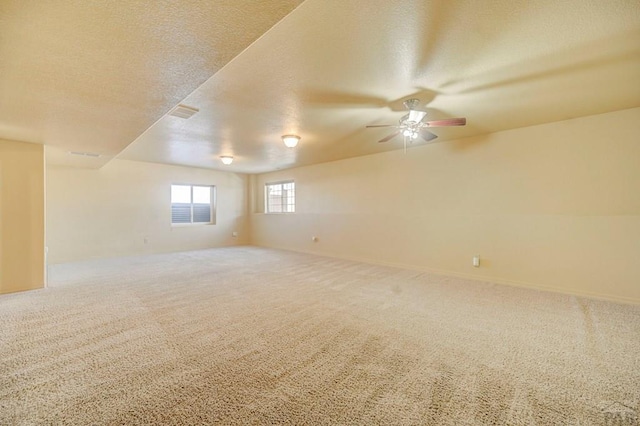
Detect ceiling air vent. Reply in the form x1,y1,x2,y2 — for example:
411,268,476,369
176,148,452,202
68,151,101,158
169,104,199,119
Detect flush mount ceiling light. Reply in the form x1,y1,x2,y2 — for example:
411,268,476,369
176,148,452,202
282,134,300,148
220,156,233,165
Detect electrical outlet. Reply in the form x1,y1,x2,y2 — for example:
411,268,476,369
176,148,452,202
232,231,238,238
473,255,480,267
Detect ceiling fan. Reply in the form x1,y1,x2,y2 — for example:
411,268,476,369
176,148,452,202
366,98,466,149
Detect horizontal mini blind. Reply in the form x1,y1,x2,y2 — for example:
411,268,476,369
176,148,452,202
171,203,192,223
192,205,211,223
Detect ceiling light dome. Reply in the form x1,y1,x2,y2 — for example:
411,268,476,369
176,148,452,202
282,134,300,148
220,156,233,165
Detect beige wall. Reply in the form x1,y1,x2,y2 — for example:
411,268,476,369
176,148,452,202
47,159,249,264
251,108,640,304
0,139,45,294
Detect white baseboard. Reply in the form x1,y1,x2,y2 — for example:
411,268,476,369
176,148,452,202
251,243,640,306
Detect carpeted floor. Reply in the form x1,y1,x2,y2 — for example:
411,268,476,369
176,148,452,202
1,246,639,425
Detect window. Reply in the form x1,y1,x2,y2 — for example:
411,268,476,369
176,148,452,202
171,184,216,224
265,181,295,213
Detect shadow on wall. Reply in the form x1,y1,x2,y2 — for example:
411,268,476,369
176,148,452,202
446,132,493,153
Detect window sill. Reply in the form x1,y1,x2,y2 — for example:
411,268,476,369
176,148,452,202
171,222,215,227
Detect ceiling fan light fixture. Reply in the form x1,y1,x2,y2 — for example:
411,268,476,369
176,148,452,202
402,129,419,139
282,134,300,148
220,156,233,165
365,97,466,145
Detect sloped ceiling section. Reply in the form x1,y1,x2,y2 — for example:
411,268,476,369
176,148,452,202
1,1,639,173
120,0,640,173
0,0,304,168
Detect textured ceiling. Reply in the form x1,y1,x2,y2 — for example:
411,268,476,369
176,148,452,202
2,0,639,172
0,0,304,168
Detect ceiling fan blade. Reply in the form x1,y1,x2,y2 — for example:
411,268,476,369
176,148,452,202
366,124,396,128
378,131,400,143
424,117,466,127
420,130,438,142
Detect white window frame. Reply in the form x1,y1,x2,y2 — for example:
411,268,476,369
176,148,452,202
171,184,216,226
265,180,295,214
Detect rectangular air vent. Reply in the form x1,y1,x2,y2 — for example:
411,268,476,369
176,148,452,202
169,104,199,119
68,151,101,158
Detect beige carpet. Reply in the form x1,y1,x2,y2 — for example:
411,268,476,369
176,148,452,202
1,246,638,425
